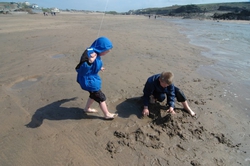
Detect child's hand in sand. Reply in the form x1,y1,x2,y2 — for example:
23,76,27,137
167,107,176,115
142,108,149,116
101,67,105,71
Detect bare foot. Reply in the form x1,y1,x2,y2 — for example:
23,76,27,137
187,109,196,117
104,113,118,120
84,108,98,113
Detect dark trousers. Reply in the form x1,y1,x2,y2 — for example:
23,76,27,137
89,90,106,104
153,86,186,103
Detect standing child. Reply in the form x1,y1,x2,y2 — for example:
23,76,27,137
75,37,118,120
142,71,196,117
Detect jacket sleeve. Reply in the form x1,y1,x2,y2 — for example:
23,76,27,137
143,80,154,107
167,84,175,108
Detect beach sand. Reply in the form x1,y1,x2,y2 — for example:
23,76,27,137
0,13,249,166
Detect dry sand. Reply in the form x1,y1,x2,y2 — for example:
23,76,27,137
0,13,249,166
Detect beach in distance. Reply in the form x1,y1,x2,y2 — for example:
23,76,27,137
0,13,249,166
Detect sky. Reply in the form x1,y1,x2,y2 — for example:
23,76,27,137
1,0,249,12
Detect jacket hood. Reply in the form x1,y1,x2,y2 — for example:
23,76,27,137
90,36,113,54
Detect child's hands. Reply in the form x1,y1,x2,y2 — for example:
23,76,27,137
167,107,176,115
101,67,105,71
142,108,149,116
88,53,97,63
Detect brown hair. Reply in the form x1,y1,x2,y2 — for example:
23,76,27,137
159,71,174,84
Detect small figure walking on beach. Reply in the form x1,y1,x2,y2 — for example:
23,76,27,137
142,71,196,117
75,37,118,120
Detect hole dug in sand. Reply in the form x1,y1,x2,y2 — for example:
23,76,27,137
105,105,243,165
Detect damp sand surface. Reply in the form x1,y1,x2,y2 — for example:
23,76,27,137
0,14,249,166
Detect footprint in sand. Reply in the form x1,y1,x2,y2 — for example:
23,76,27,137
10,76,42,90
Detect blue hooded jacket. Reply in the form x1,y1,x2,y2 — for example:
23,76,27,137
76,37,113,91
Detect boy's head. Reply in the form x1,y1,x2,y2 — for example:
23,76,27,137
159,71,174,87
90,36,113,55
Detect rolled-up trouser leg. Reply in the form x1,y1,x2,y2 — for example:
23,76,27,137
89,90,106,104
174,86,187,102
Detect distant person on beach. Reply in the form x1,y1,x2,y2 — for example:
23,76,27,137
75,37,118,120
142,71,196,117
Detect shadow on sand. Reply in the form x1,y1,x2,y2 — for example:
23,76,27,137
25,97,101,128
115,96,144,119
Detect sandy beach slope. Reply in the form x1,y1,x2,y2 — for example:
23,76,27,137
0,13,249,166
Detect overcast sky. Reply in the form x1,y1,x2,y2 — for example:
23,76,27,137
1,0,248,12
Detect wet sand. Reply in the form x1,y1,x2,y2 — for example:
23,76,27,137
0,13,249,166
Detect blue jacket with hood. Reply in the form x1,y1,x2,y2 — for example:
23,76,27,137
76,37,113,91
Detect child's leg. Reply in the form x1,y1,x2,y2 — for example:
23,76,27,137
89,90,117,119
99,101,118,118
153,91,165,103
84,97,98,112
181,101,196,116
175,87,196,116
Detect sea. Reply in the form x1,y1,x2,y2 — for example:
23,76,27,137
166,18,250,117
